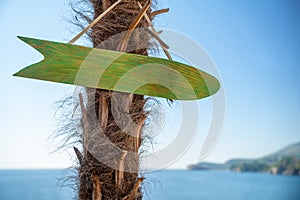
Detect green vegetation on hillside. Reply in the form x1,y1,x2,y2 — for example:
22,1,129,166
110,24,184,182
189,142,300,176
229,157,300,175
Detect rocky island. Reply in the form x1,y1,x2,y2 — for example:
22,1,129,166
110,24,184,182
189,142,300,176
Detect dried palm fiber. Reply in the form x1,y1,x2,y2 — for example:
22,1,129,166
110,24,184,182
68,0,168,199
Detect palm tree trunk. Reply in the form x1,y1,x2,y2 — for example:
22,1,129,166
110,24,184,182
73,0,155,199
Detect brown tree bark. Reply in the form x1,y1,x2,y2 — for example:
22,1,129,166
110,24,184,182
72,1,157,199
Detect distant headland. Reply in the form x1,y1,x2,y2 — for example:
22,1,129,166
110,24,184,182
188,142,300,176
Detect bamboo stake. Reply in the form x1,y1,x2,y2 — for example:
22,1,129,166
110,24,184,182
68,0,123,44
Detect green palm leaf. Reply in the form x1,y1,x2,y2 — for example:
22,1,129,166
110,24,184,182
14,36,220,100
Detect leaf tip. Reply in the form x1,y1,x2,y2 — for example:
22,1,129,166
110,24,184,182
17,36,31,43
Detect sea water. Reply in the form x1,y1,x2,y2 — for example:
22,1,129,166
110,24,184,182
0,170,299,200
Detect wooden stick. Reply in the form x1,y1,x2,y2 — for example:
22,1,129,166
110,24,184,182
134,115,147,153
128,0,151,31
73,147,83,166
117,0,151,51
79,93,88,130
162,46,173,60
137,1,172,60
92,173,102,200
116,150,128,190
122,177,145,200
145,28,169,49
68,0,123,44
150,8,169,19
79,93,89,157
136,1,152,31
99,95,108,131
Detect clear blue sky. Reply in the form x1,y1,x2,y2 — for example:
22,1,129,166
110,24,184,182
0,0,299,169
